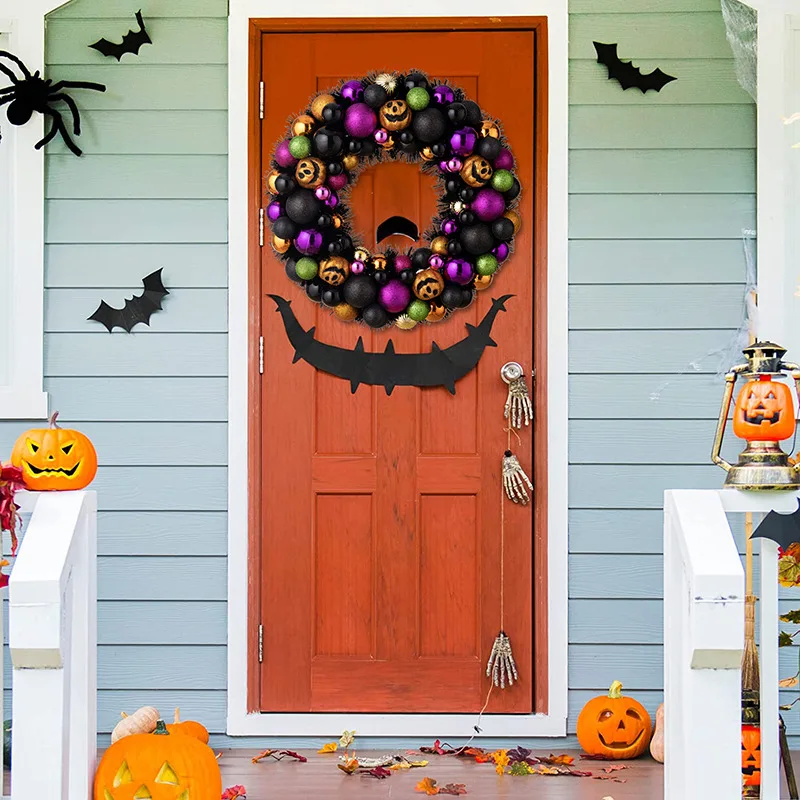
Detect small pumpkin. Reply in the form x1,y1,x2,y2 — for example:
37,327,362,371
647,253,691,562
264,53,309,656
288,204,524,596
10,412,97,491
732,376,796,442
650,702,664,762
94,719,221,800
166,708,209,745
111,706,160,744
576,681,652,760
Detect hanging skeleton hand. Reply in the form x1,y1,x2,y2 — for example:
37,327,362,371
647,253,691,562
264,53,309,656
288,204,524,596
501,362,533,429
502,450,533,505
486,631,518,689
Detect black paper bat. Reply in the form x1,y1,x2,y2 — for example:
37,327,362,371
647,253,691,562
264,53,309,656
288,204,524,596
88,269,169,332
89,10,152,61
751,499,800,550
269,293,512,395
593,42,676,94
376,216,419,244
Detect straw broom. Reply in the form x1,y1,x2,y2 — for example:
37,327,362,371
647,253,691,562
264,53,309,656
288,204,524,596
742,513,759,692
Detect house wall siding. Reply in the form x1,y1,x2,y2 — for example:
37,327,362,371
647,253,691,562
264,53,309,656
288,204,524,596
3,0,784,746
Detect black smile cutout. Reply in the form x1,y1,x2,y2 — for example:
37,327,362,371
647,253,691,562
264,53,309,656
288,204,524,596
24,461,81,477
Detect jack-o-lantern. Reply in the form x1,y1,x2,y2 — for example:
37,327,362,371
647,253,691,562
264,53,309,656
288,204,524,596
576,681,652,760
426,301,446,322
413,269,445,301
10,412,97,491
460,155,493,187
94,720,221,800
320,256,350,286
742,724,761,788
732,376,796,442
380,99,411,131
295,158,326,189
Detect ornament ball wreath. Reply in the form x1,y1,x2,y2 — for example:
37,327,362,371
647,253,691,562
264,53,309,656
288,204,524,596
266,71,522,330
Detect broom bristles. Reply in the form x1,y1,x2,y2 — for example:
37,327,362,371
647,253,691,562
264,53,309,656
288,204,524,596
742,595,760,693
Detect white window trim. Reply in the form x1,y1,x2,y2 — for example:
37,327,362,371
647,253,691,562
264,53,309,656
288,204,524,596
0,1,70,419
227,1,569,737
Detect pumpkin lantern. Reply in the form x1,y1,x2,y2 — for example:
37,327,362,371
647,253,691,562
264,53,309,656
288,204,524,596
10,412,97,491
576,681,652,760
741,690,761,795
94,719,221,800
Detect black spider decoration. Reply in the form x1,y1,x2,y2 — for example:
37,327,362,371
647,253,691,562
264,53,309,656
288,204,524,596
0,50,106,157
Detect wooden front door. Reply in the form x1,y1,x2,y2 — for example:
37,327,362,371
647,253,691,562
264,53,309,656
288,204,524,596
251,19,547,715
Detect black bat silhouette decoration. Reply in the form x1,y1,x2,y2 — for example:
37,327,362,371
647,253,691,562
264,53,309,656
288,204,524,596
269,293,512,395
88,269,169,333
751,499,800,550
593,42,677,94
89,10,152,61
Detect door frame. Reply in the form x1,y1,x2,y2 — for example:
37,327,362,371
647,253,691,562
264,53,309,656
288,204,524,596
227,2,568,737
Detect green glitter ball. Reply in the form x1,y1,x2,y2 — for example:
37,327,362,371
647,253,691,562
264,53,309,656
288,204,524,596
406,87,430,111
491,169,514,193
407,299,430,322
476,254,498,276
295,257,318,281
288,136,312,159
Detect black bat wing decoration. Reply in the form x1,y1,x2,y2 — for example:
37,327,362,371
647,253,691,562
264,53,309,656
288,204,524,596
88,269,169,333
593,42,676,93
751,499,800,550
269,293,512,395
89,10,152,61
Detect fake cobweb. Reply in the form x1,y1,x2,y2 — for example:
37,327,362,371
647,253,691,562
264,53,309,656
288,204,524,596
721,0,758,101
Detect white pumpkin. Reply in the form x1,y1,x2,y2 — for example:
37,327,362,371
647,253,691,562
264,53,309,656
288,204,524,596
110,706,160,743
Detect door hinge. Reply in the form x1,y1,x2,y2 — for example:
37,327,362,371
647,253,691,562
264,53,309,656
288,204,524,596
259,336,264,374
258,624,264,662
259,81,265,120
259,207,265,247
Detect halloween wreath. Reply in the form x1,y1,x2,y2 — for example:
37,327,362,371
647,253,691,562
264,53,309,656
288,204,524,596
266,71,522,329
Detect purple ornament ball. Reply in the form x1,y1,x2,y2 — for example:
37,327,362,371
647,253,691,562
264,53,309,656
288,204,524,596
472,188,506,222
379,279,412,314
394,254,412,272
442,219,458,236
325,192,339,208
433,85,455,105
494,148,514,170
315,186,331,201
341,80,364,103
450,128,477,157
445,259,474,285
429,254,445,269
296,229,323,255
351,260,365,274
328,173,348,191
493,242,510,262
345,103,377,139
267,201,283,222
446,157,463,173
374,128,389,145
275,140,296,168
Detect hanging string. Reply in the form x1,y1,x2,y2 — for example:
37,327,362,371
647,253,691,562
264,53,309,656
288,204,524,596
500,425,521,629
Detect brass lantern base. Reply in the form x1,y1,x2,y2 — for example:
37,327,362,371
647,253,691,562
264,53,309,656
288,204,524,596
723,441,800,491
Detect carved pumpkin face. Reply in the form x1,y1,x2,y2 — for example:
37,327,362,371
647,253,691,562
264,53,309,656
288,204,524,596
576,681,652,760
380,99,411,131
732,377,796,442
460,155,493,187
413,269,445,301
93,722,221,800
10,413,97,491
320,256,350,286
742,725,761,786
426,301,446,322
295,158,326,188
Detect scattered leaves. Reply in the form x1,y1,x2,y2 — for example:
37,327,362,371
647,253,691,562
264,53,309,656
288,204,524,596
507,746,533,764
251,749,307,764
338,755,360,775
416,776,441,795
602,765,627,773
537,766,560,775
339,730,356,748
780,675,799,688
781,609,800,624
318,742,338,754
581,754,622,761
221,787,247,800
780,631,795,648
363,766,391,779
421,739,458,755
508,761,535,775
439,784,468,795
540,753,574,765
492,750,510,775
779,544,800,586
251,749,276,763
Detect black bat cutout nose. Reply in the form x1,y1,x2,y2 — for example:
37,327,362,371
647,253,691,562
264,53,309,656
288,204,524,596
376,216,419,244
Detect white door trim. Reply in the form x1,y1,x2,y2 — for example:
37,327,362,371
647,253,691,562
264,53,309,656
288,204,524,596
227,1,569,737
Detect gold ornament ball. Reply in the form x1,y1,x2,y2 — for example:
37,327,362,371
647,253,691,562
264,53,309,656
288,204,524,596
420,146,436,162
450,200,466,215
461,155,493,187
504,210,522,234
343,154,359,171
334,303,358,322
310,93,336,121
379,135,395,150
430,236,448,255
267,170,281,195
354,247,371,263
331,214,343,229
426,302,447,322
272,235,291,254
474,273,494,290
480,120,501,139
320,256,351,286
372,254,388,271
395,314,417,330
292,114,316,137
375,73,398,94
295,157,326,189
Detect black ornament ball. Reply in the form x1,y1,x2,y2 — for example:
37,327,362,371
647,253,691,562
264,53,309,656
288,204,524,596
314,127,344,158
460,223,495,255
343,275,378,309
445,179,462,196
399,130,415,145
272,216,298,239
327,161,343,176
399,269,415,285
491,217,515,242
285,258,301,283
274,174,296,194
285,190,320,225
459,187,476,203
317,213,333,228
327,239,344,255
347,139,363,154
338,234,353,252
364,83,389,109
373,270,390,286
321,103,343,124
476,136,502,161
360,138,377,157
446,240,463,256
458,210,476,226
306,280,324,302
404,72,429,91
460,286,475,308
430,142,447,158
321,287,343,306
363,303,389,329
411,108,446,144
504,178,521,200
412,248,432,270
462,100,482,128
441,283,464,309
447,102,467,125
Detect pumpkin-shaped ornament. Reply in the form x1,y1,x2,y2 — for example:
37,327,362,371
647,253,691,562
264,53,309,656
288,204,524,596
733,376,796,442
576,681,652,759
94,719,221,800
10,412,97,491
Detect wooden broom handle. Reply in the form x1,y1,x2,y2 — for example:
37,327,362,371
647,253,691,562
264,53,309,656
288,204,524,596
746,511,754,596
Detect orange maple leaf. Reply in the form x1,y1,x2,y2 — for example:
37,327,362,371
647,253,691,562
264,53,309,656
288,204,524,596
415,776,440,795
251,749,276,763
318,742,338,753
338,755,359,775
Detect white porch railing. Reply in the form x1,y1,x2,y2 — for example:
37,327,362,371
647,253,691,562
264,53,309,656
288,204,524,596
7,490,97,799
664,488,797,800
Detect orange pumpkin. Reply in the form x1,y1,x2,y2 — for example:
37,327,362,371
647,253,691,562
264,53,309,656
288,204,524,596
732,376,796,442
94,719,221,800
166,708,209,745
576,681,652,759
10,412,97,491
742,724,761,788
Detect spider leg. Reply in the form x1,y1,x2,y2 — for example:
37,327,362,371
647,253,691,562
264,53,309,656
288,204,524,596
0,63,18,85
49,92,82,135
0,51,29,78
0,95,13,108
49,80,106,94
0,85,15,94
37,107,82,157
